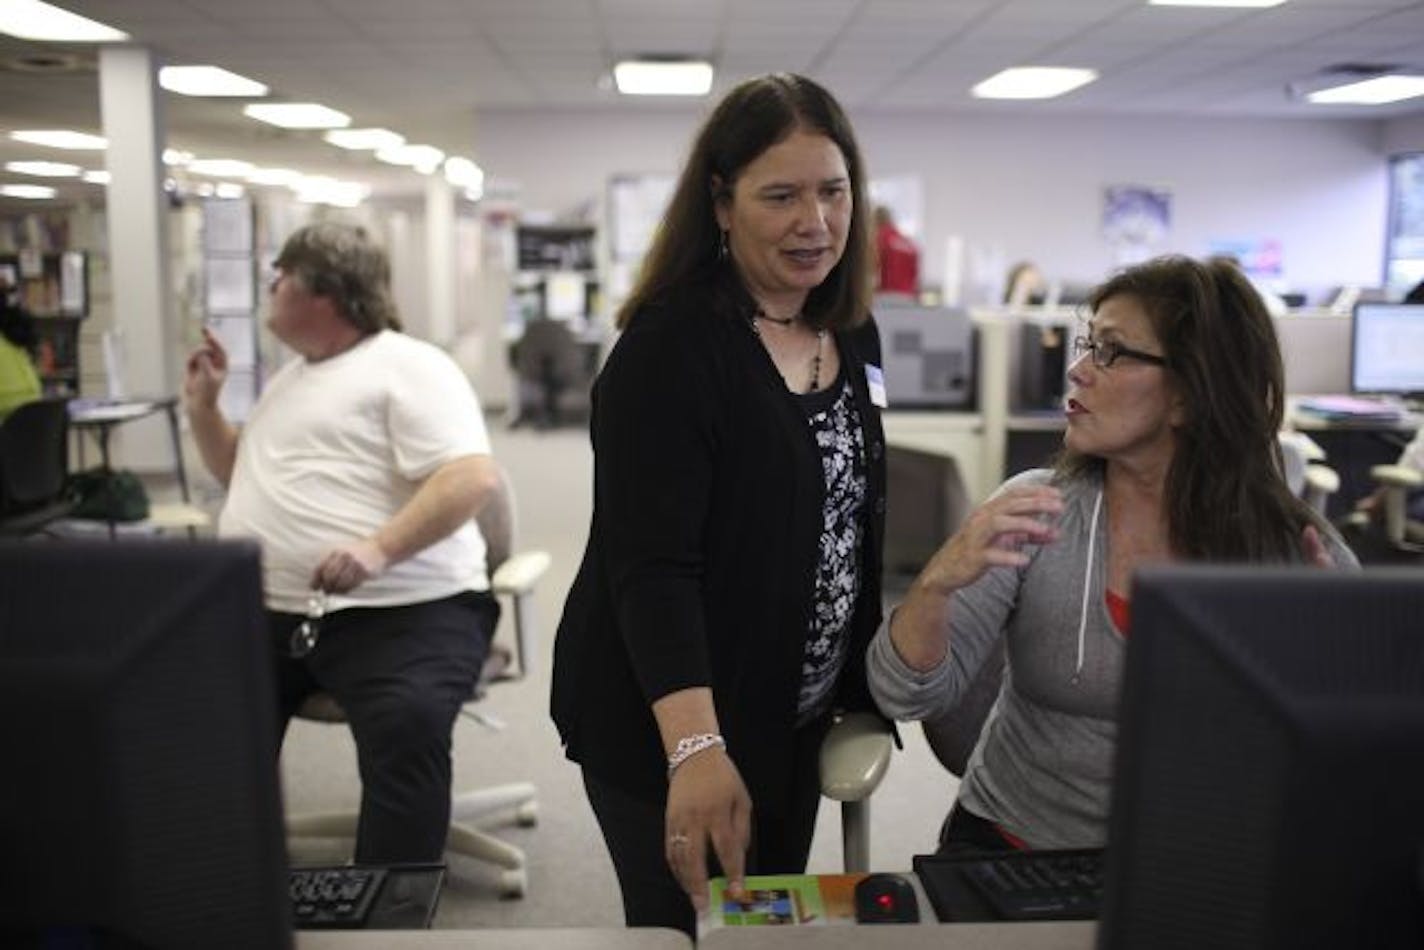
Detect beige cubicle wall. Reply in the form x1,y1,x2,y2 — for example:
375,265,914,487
881,306,1361,554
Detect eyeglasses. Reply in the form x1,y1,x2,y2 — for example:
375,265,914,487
1071,335,1167,370
288,590,327,659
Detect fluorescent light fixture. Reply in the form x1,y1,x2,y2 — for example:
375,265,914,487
81,170,110,184
972,66,1098,99
5,160,81,177
613,59,713,96
187,158,256,177
163,148,195,166
1306,74,1424,105
0,0,128,41
375,143,445,173
214,182,245,199
292,176,370,208
242,103,350,129
1149,1,1286,7
0,184,57,199
324,128,405,150
443,156,484,194
9,129,106,150
159,65,268,98
245,167,304,187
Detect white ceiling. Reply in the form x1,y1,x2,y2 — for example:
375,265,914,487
1,0,1422,201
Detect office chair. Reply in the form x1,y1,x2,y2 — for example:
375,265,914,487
0,397,75,536
1361,463,1424,554
285,464,550,897
511,318,585,429
1278,431,1340,515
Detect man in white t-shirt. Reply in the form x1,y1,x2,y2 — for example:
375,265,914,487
184,222,501,864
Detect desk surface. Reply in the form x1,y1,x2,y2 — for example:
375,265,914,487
294,922,1094,949
68,396,177,425
296,927,691,949
701,921,1096,949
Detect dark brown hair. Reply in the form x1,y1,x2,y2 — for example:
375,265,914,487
1060,254,1317,561
615,73,872,332
274,223,403,334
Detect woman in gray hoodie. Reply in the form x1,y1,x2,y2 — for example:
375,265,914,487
868,254,1356,853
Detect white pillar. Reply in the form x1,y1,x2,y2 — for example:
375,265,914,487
425,173,456,346
98,46,173,470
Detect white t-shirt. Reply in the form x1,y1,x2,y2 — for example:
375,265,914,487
219,330,492,614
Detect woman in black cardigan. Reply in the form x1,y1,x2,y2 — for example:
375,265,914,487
551,73,887,934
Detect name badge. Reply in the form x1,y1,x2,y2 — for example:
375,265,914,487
866,365,888,409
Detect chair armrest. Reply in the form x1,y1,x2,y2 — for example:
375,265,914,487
819,712,893,803
491,550,551,596
1371,464,1424,489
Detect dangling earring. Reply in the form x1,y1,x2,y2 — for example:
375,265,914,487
718,229,729,261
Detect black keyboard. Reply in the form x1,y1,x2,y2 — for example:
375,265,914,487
957,849,1104,921
288,866,388,928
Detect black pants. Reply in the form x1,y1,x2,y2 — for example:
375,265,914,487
268,590,498,864
582,716,828,937
938,803,1024,857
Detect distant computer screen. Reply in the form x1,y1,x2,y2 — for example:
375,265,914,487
0,541,292,949
1101,567,1424,950
1351,302,1424,396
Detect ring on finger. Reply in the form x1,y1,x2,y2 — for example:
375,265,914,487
668,832,690,847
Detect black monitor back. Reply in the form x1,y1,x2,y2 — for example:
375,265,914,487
1101,567,1424,950
0,540,292,949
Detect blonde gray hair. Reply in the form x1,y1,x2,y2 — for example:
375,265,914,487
273,223,402,334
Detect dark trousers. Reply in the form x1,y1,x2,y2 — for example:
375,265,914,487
582,717,828,937
268,590,498,864
937,803,1025,857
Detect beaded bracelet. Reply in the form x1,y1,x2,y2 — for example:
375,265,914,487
666,732,726,775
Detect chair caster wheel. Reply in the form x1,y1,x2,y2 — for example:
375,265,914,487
499,868,528,898
516,801,539,827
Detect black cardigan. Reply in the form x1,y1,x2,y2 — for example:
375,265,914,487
551,271,888,819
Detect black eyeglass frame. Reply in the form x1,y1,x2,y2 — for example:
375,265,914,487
1071,335,1168,370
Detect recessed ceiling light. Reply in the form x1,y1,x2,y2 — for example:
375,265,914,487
246,167,304,186
972,67,1098,100
214,182,245,199
9,129,106,150
375,144,445,174
159,65,268,98
292,176,370,208
1149,0,1286,7
1307,74,1424,105
613,59,713,96
163,148,195,166
443,157,484,196
0,0,128,41
187,159,256,178
242,103,350,130
0,184,57,199
324,128,405,150
81,170,109,184
5,160,81,177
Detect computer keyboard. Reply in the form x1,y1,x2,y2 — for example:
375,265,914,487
288,866,388,928
957,848,1104,921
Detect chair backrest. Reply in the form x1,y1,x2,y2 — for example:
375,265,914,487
0,397,70,513
513,319,582,386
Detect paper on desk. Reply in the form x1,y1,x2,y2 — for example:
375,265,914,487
699,874,868,938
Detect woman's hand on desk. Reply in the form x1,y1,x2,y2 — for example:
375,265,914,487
184,327,229,410
665,750,752,914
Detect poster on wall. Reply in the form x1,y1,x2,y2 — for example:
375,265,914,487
1207,238,1283,278
1102,185,1171,266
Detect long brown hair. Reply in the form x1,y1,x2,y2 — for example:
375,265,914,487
1060,255,1315,561
615,73,872,332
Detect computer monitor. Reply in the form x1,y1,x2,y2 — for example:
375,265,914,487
1351,302,1424,398
1101,567,1424,950
0,541,293,949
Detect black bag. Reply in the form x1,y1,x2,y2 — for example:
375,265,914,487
66,467,150,522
